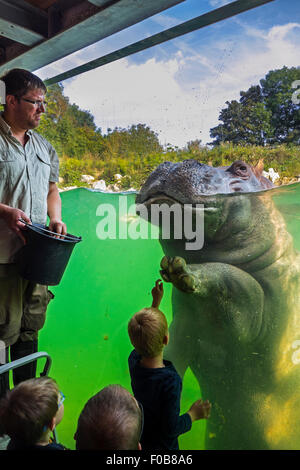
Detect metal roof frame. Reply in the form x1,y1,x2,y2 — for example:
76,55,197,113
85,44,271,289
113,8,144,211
44,0,275,86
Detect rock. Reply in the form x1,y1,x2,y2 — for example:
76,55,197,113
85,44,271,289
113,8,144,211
107,184,120,192
268,168,280,183
263,168,280,183
114,174,123,182
278,177,299,186
81,174,95,183
59,186,78,192
92,180,107,191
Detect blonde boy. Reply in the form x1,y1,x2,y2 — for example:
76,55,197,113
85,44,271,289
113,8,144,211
128,280,211,450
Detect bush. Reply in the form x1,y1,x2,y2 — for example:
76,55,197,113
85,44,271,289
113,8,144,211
60,158,90,186
58,143,300,190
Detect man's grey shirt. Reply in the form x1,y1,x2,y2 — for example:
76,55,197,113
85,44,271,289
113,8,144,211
0,114,59,263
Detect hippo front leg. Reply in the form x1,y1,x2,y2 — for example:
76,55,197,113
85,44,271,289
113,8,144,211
160,256,264,344
161,256,268,449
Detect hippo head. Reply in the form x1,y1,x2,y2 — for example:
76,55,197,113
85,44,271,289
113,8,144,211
136,160,276,264
136,159,273,205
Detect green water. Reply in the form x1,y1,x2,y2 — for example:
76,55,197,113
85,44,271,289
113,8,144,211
37,184,300,450
37,189,205,450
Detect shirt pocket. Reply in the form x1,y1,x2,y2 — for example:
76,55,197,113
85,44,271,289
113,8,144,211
0,151,17,162
36,153,51,182
0,151,22,181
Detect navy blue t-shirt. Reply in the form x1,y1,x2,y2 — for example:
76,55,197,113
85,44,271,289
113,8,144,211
128,350,192,450
7,439,66,450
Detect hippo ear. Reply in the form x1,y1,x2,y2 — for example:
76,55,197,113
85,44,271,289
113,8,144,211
254,159,264,175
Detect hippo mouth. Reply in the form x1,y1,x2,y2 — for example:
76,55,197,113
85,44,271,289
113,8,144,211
136,193,219,213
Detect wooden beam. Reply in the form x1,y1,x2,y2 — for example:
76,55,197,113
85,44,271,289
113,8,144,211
0,0,185,74
0,0,48,45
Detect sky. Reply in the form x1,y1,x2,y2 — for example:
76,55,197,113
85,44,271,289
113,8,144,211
36,0,300,148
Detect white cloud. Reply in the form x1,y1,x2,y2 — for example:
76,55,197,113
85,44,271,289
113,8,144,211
37,22,300,148
209,0,232,7
151,14,180,29
267,22,300,40
62,56,197,147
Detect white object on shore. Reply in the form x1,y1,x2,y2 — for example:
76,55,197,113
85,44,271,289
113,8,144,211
263,168,280,183
81,174,95,183
114,174,123,182
107,184,120,192
92,180,107,191
58,185,78,192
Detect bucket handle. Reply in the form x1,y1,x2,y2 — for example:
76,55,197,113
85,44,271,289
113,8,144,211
19,219,82,242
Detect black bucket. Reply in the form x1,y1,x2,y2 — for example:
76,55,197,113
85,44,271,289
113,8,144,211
16,222,82,286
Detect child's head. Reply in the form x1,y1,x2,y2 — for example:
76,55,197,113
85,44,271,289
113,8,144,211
75,384,142,450
128,307,168,357
0,377,64,445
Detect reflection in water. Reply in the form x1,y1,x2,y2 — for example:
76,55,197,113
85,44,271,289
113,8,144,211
156,184,300,450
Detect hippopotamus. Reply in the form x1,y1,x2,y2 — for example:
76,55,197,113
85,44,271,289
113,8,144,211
136,160,300,450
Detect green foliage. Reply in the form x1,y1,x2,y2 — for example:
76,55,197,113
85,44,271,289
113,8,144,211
261,66,300,144
97,144,300,188
38,83,105,159
102,124,163,159
210,66,300,146
59,158,87,186
36,72,300,190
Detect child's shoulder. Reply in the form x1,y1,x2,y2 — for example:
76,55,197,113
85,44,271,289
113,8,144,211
45,441,67,450
163,358,179,374
162,360,183,385
128,349,140,364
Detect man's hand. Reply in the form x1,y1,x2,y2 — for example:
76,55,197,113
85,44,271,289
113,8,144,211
151,279,164,308
49,218,67,238
187,399,211,422
47,183,67,238
0,204,31,244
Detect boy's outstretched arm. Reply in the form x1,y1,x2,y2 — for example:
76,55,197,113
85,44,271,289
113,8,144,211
151,279,164,308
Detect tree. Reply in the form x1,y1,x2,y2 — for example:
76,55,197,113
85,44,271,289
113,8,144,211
102,124,162,159
260,66,300,143
66,103,98,131
38,83,105,158
210,66,300,146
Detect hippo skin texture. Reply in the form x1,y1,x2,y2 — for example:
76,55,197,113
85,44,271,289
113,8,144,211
136,160,300,450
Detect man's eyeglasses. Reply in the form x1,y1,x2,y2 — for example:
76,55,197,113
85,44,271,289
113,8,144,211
19,97,48,108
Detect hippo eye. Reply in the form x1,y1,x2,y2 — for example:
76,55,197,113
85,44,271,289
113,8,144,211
226,161,249,176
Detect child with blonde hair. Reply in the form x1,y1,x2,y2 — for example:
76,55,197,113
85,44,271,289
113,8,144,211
128,280,211,450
